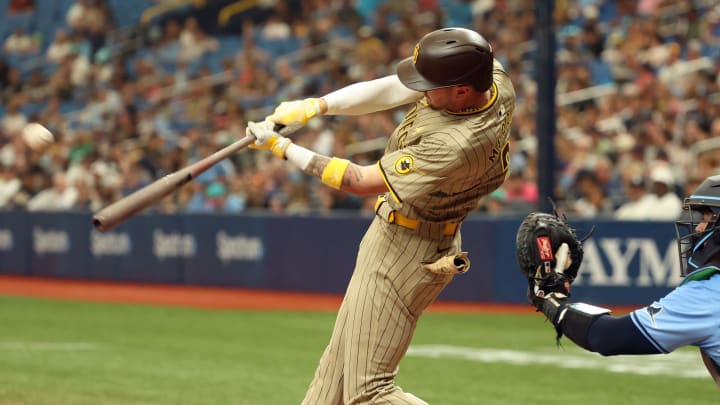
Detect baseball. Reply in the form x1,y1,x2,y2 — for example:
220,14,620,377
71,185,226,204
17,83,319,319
21,123,54,152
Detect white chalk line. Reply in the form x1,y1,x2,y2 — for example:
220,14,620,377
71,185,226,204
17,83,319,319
407,344,708,378
0,341,99,351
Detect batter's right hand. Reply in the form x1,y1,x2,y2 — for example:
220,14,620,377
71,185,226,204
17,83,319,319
247,120,292,159
267,98,322,131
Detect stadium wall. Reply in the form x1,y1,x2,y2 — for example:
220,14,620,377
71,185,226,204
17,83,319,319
0,212,679,306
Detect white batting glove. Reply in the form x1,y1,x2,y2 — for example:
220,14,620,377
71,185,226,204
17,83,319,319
247,120,277,145
247,120,292,159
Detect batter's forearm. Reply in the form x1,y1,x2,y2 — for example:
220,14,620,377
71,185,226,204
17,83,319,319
305,155,364,190
285,144,386,195
305,155,330,178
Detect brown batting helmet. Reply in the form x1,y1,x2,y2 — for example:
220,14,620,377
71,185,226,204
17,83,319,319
397,27,494,92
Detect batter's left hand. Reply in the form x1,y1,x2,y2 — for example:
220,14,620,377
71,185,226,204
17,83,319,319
267,98,322,130
247,120,292,159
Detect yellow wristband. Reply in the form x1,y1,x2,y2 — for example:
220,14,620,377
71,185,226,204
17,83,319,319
269,137,291,159
321,157,350,190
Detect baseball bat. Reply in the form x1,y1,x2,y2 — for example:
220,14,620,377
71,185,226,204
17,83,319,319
92,134,256,233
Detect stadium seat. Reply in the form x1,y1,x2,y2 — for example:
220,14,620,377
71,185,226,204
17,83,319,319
588,59,614,85
20,101,47,117
107,0,153,28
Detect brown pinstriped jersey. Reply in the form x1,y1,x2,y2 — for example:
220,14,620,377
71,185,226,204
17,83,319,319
378,59,516,223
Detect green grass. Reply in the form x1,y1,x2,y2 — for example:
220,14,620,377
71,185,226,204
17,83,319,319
0,296,716,404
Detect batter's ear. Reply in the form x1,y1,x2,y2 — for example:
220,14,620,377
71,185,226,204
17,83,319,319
455,85,472,96
453,85,474,101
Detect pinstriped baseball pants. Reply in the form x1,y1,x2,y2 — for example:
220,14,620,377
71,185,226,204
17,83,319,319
301,217,458,404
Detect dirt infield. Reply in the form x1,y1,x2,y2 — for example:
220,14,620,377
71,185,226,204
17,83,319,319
0,275,534,313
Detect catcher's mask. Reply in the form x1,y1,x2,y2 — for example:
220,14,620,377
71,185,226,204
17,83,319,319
396,27,494,92
675,175,720,276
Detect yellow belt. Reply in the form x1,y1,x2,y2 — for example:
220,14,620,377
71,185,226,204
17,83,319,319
374,196,459,236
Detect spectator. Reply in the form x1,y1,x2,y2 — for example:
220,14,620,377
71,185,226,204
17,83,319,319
46,29,74,64
7,0,34,14
26,172,78,211
1,69,24,105
481,189,509,216
66,0,98,35
647,164,683,220
503,169,539,208
66,149,98,188
3,27,40,55
284,182,311,214
1,98,27,137
178,16,218,64
184,182,213,213
571,169,615,218
614,176,655,220
261,12,292,41
204,181,228,212
71,178,101,211
47,60,75,101
223,176,247,213
70,50,93,89
0,58,10,89
23,69,52,103
0,164,21,208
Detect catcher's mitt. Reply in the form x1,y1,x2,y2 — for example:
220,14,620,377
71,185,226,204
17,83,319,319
516,211,586,303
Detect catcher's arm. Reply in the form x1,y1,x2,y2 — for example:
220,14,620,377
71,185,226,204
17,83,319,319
528,244,612,350
701,349,720,388
521,217,660,355
517,211,612,350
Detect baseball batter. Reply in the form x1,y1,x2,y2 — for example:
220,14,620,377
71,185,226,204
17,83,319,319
248,27,516,404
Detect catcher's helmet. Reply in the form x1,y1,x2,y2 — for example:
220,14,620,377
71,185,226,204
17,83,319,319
675,174,720,276
396,27,494,92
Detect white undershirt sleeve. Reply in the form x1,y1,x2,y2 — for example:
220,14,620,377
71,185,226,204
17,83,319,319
285,143,316,171
323,75,423,116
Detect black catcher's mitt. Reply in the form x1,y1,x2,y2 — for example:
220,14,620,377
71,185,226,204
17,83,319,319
515,211,586,304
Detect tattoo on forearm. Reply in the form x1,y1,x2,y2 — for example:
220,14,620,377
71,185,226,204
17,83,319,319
306,155,330,178
305,155,363,190
342,164,362,188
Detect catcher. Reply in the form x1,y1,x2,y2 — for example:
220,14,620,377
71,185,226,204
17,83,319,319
516,178,720,389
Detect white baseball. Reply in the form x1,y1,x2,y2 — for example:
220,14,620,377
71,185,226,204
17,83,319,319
21,123,54,152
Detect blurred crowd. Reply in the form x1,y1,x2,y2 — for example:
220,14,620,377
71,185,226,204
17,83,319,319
1,0,719,220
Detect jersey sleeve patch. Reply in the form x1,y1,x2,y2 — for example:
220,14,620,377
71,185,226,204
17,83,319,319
394,155,415,175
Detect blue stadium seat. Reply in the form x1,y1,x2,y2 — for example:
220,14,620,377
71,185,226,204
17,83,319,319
59,101,84,114
588,59,614,85
218,36,242,55
203,51,224,74
58,0,77,19
20,101,47,117
35,2,72,49
107,0,152,28
3,12,35,34
439,0,473,27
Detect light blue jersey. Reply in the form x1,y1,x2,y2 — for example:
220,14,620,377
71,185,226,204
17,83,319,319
630,269,720,365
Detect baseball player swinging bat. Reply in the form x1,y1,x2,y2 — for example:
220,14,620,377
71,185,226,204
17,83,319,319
92,134,257,232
